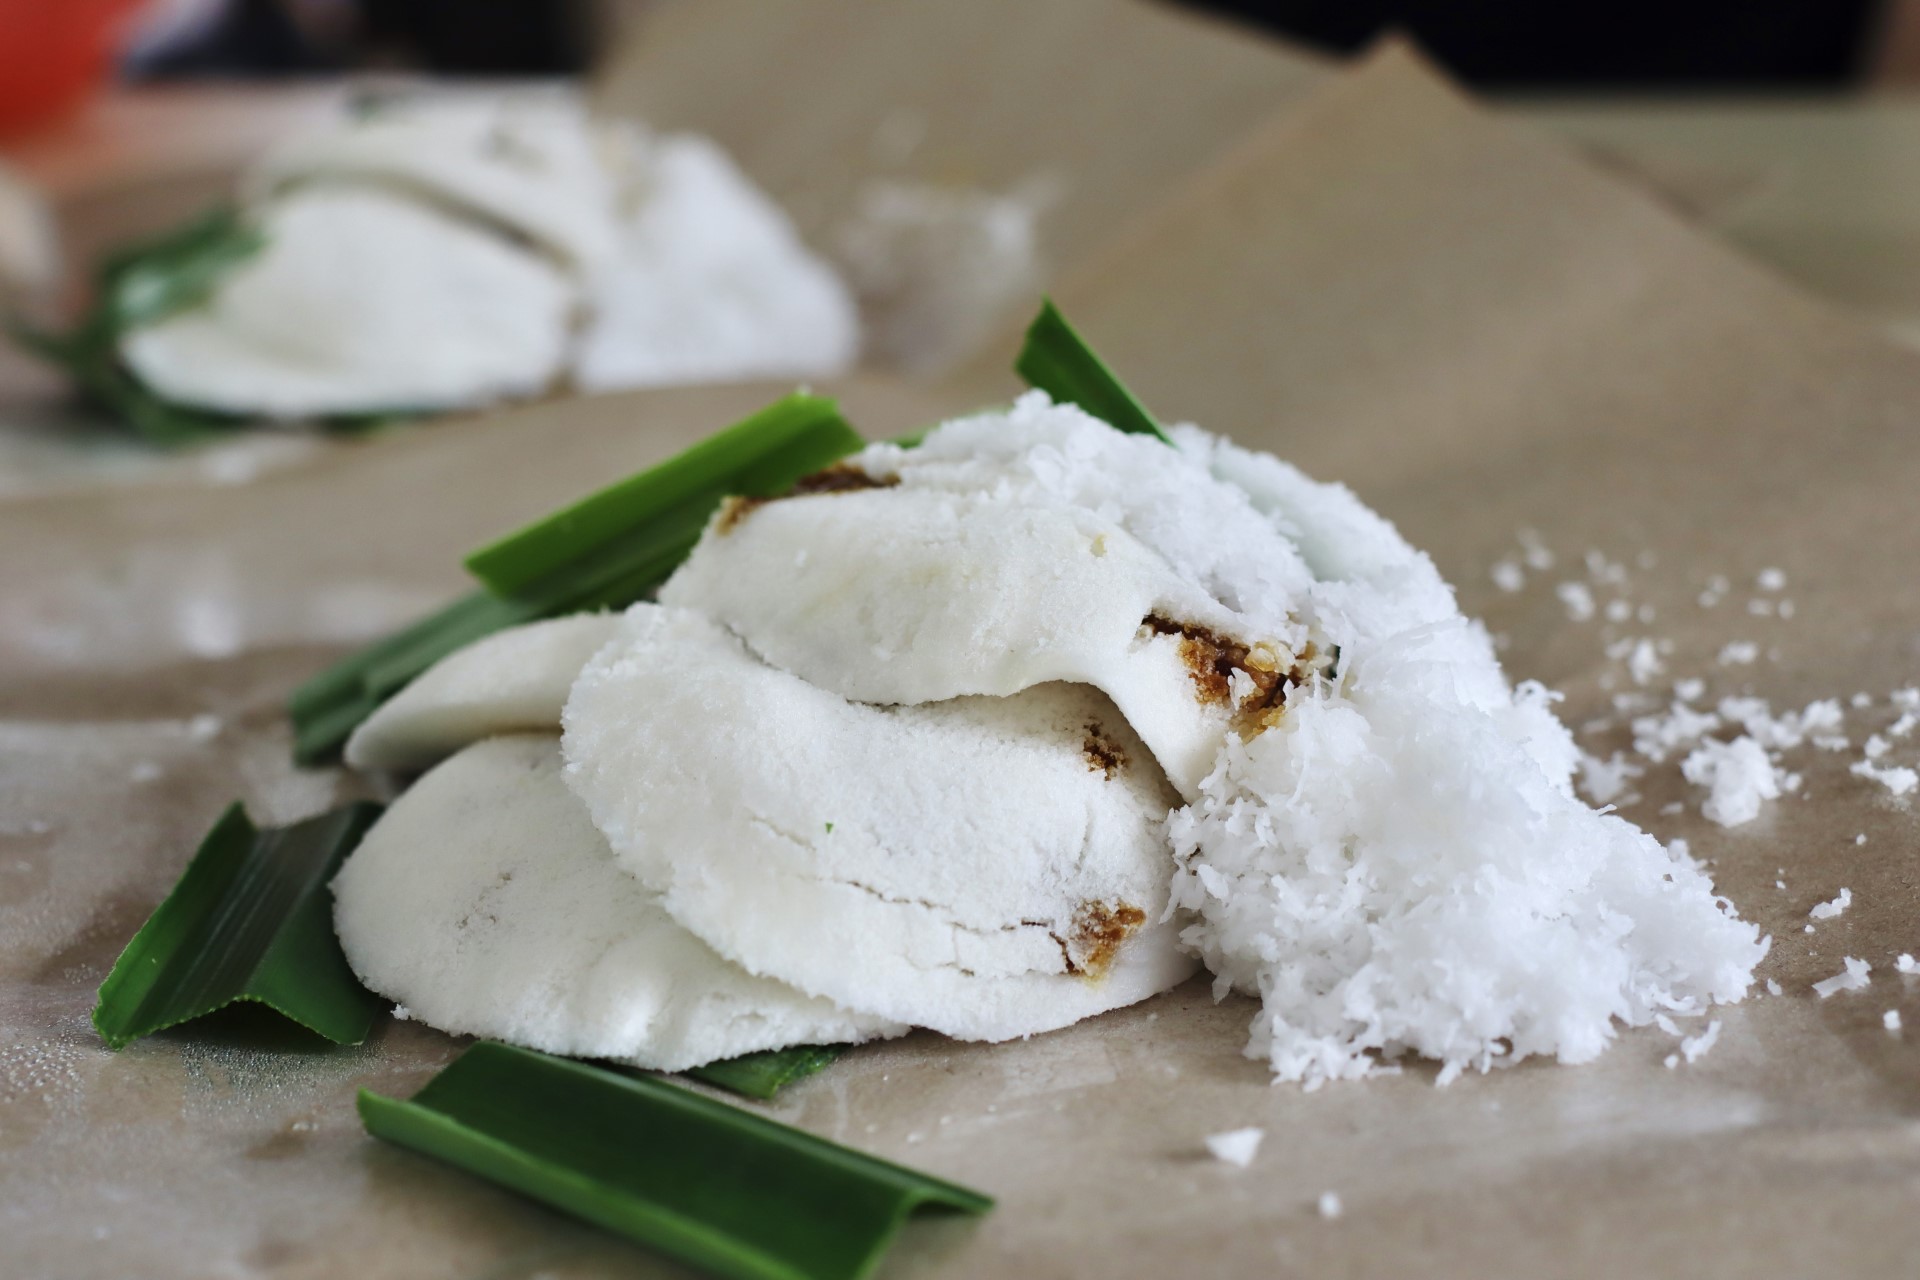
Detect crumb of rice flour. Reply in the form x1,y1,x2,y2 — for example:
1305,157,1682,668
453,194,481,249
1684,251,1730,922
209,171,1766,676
1204,1128,1264,1168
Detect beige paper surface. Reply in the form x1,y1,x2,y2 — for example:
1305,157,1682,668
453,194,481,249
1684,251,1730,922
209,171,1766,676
596,0,1328,253
5,44,1920,1280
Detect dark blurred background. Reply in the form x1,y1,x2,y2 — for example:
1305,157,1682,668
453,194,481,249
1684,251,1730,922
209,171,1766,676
112,0,1920,88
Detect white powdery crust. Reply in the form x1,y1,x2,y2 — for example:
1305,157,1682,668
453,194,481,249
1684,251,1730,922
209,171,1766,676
561,604,1195,1040
332,735,900,1070
345,613,621,771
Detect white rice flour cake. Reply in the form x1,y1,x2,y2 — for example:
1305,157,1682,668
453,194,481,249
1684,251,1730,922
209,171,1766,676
658,393,1766,1086
123,92,857,420
122,186,574,418
332,734,900,1070
345,613,621,771
561,604,1195,1040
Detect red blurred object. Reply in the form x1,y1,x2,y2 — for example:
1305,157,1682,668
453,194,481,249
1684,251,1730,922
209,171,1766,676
0,0,146,139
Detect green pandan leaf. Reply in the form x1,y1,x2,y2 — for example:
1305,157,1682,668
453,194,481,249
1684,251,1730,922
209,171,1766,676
362,1043,992,1280
291,393,865,765
8,205,266,445
684,1045,845,1101
1014,298,1169,443
465,392,864,596
93,802,385,1050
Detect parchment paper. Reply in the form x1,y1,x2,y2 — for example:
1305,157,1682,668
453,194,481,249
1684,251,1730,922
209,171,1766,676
5,40,1920,1280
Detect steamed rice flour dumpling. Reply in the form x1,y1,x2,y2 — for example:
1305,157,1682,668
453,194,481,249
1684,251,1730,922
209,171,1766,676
326,310,1764,1087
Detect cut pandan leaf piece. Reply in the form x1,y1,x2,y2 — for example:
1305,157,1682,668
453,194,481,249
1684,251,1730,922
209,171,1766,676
289,393,865,765
92,801,385,1050
684,1045,845,1101
290,591,543,765
93,205,269,337
465,392,864,596
361,1043,992,1280
1013,298,1169,443
8,206,266,445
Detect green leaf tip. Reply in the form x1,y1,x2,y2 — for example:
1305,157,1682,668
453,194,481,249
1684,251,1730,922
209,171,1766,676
464,391,863,596
290,392,866,766
685,1044,845,1101
1014,298,1169,443
92,800,385,1051
9,204,266,446
362,1043,991,1280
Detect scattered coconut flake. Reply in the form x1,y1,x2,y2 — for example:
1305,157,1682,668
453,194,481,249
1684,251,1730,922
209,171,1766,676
1663,1053,1679,1068
1491,560,1525,593
1896,954,1918,975
1317,1191,1343,1220
1577,751,1643,806
1813,957,1872,999
1756,568,1787,592
1864,735,1891,761
1850,760,1919,797
391,1004,412,1021
1632,701,1722,763
1893,688,1920,712
1885,1010,1903,1034
1856,833,1868,846
1718,642,1759,666
1585,550,1628,584
1680,1019,1721,1064
1766,979,1783,996
1747,599,1774,617
1778,600,1795,619
129,761,163,784
1605,599,1633,624
1809,888,1851,921
1556,582,1596,622
1625,639,1665,685
1205,1127,1264,1168
186,713,223,743
1851,692,1874,709
1681,736,1781,827
1519,530,1553,571
1673,678,1705,703
1890,711,1919,739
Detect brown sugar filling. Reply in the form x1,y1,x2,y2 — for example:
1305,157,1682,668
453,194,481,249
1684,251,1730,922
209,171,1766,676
717,463,899,533
1082,722,1127,779
1141,614,1329,730
1064,901,1148,978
